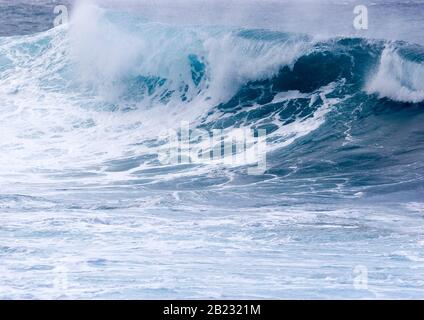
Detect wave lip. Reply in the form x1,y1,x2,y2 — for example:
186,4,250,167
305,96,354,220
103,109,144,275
366,46,424,103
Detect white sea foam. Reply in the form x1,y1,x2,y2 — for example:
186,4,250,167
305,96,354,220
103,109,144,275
366,47,424,103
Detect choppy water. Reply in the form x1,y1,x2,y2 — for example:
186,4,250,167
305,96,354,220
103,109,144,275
0,0,424,299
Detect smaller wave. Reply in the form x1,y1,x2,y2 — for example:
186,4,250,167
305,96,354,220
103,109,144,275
366,46,424,103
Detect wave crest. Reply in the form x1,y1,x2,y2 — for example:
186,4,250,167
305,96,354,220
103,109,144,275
366,46,424,103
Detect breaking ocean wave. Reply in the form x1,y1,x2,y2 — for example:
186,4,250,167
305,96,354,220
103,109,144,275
0,2,424,299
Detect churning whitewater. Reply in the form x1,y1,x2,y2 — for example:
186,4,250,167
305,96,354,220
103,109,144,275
0,1,424,299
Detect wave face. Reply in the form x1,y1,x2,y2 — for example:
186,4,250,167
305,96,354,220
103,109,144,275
1,3,424,299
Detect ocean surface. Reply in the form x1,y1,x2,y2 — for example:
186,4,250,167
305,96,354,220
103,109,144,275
0,0,424,299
